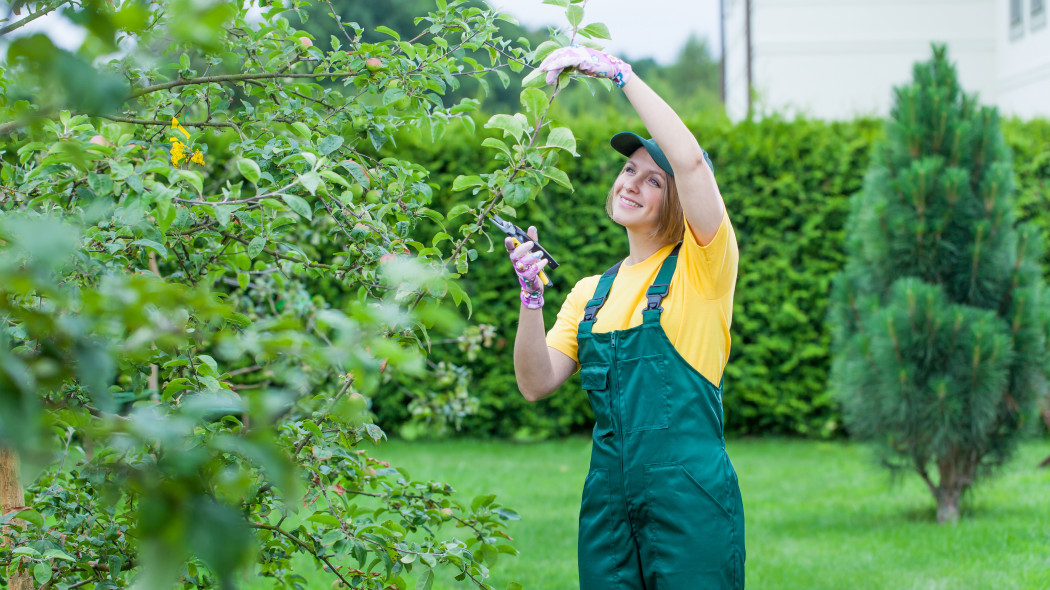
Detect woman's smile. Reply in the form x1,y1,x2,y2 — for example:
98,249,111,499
619,194,644,208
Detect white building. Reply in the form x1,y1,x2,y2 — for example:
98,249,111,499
722,0,1050,121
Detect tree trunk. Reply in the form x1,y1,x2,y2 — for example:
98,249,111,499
1,448,34,590
935,452,970,524
1041,409,1050,468
936,488,961,524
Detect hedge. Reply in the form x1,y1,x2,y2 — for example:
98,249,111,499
368,114,1050,439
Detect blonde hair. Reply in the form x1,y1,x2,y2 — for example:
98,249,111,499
605,174,685,245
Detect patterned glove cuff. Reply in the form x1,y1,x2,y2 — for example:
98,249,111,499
520,289,544,310
611,58,632,88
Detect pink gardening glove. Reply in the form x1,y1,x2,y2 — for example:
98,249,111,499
505,226,549,310
538,46,633,88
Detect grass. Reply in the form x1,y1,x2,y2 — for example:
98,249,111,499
255,437,1050,589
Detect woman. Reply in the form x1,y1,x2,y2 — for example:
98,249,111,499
505,46,745,589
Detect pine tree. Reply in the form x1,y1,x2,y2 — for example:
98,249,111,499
828,45,1050,524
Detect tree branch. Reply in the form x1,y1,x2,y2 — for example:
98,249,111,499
128,70,359,100
101,115,238,129
249,522,353,588
0,1,67,36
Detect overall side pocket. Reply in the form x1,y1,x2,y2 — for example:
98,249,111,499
581,364,613,437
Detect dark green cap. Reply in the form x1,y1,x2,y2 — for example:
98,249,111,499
610,131,714,177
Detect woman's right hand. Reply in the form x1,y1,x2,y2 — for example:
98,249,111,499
505,226,549,309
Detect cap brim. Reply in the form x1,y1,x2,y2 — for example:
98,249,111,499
610,132,675,177
610,132,715,177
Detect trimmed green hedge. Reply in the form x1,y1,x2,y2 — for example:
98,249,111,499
370,115,1049,439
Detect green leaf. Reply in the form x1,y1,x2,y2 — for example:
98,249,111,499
291,121,312,138
581,23,611,39
14,509,43,529
494,507,520,520
33,562,52,585
237,158,261,184
307,512,341,527
320,170,350,188
471,493,495,511
415,567,434,590
533,40,563,63
43,549,75,562
506,583,524,590
133,239,169,258
447,203,472,219
318,135,344,155
12,546,41,558
502,181,529,207
452,175,484,192
494,68,510,89
383,87,407,106
460,115,476,134
521,67,547,88
520,88,548,118
542,166,574,191
248,236,266,259
485,114,526,142
544,127,578,156
375,25,400,40
566,4,584,27
298,171,322,196
344,162,371,188
301,419,324,440
282,194,313,219
175,169,204,195
483,137,513,159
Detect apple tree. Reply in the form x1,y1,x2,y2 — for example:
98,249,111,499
0,0,613,587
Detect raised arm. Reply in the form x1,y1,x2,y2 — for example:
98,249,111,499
539,47,726,245
621,76,724,245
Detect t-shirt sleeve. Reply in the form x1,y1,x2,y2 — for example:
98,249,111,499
681,211,739,299
545,276,599,368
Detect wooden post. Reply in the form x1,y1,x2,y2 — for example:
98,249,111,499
1,447,34,589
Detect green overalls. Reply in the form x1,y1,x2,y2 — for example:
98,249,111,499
576,244,746,590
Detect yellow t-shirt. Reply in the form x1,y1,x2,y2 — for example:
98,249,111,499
546,212,739,386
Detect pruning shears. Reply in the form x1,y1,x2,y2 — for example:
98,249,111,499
489,214,560,288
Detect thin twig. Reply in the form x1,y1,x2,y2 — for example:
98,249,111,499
323,0,356,46
128,70,359,100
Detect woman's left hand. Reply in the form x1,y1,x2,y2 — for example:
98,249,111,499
506,226,549,309
538,46,633,88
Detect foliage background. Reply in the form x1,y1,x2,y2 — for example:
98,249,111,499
371,116,1050,440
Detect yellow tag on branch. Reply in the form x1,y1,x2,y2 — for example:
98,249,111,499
169,117,205,168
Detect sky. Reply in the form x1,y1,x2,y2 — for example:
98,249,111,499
484,0,722,64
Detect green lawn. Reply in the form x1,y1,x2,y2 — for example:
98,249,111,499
263,437,1050,589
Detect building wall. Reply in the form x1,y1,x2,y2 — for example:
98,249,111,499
996,0,1050,118
722,0,1035,121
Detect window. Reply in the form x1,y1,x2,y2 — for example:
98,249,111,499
1034,0,1047,31
1011,0,1025,39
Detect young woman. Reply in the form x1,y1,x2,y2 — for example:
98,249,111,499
505,46,746,589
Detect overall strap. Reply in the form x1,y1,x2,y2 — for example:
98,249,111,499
641,242,682,324
578,260,623,334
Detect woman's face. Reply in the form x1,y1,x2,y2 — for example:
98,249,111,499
610,147,667,234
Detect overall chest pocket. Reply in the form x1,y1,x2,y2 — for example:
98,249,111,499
581,364,613,437
618,353,670,432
